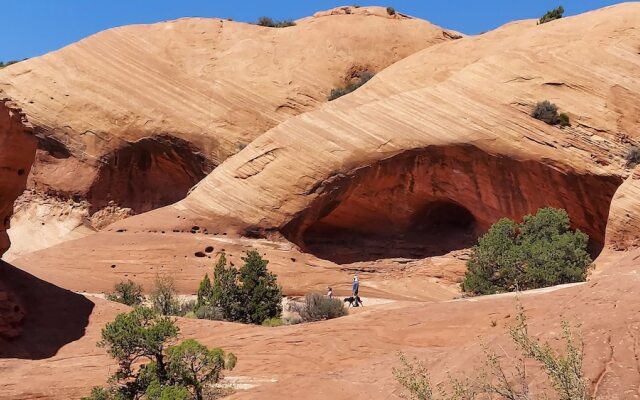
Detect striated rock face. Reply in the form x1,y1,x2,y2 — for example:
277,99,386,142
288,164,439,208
14,3,640,293
0,8,456,256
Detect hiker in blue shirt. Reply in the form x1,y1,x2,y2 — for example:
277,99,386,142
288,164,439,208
352,275,359,297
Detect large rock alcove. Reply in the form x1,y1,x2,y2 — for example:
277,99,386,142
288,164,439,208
283,145,623,264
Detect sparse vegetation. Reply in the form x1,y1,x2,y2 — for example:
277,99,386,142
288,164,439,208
255,16,296,28
0,60,20,69
290,293,347,322
625,146,640,168
393,304,591,399
386,7,396,16
83,307,236,400
261,317,284,327
328,71,375,101
106,280,144,306
462,207,592,295
532,100,570,126
539,6,565,25
151,275,180,316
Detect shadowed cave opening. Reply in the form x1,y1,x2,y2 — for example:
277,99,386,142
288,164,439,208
88,135,214,215
302,200,478,264
282,145,624,265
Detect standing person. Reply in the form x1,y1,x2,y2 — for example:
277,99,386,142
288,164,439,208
352,275,359,297
327,286,333,299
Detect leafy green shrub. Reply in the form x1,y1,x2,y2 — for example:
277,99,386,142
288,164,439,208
625,146,640,168
539,6,564,24
106,280,144,306
532,100,570,126
256,16,296,28
210,251,282,324
84,307,236,400
291,293,347,322
328,71,375,101
151,275,180,316
261,317,284,327
394,304,591,399
386,7,396,15
462,207,592,295
166,339,236,400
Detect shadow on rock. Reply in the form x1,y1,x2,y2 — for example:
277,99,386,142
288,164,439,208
0,260,94,359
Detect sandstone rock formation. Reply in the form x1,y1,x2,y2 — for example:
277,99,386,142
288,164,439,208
0,99,34,340
11,3,640,295
2,3,640,399
0,6,457,259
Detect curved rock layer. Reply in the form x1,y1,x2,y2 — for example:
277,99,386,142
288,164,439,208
13,4,639,296
0,6,456,256
282,145,622,263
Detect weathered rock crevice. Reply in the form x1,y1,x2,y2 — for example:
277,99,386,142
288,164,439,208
282,145,623,264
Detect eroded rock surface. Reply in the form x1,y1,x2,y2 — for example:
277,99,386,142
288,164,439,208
0,99,35,340
0,7,456,256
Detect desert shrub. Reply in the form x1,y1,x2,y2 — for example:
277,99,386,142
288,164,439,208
386,6,396,15
211,251,283,324
292,293,347,322
282,314,302,325
539,6,564,24
328,71,375,101
151,276,180,316
166,339,236,400
625,146,640,168
0,60,19,69
394,304,591,400
262,317,284,327
462,207,592,295
106,280,144,306
558,112,570,126
194,304,224,320
532,100,570,126
256,16,296,28
176,300,196,317
85,307,236,400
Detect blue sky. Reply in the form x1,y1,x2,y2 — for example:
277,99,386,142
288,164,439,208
2,1,628,61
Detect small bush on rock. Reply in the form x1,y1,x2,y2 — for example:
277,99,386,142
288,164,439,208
292,293,347,322
532,100,569,126
386,7,396,15
328,71,375,101
462,207,592,295
256,16,296,28
539,6,564,24
625,146,640,168
106,280,144,306
0,60,20,69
